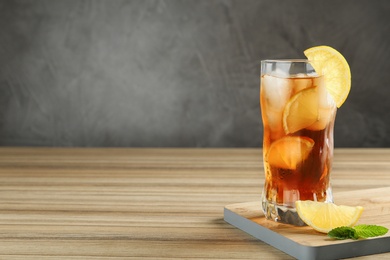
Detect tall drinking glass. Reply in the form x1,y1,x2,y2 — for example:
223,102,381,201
260,60,336,226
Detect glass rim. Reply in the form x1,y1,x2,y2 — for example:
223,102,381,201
261,59,311,63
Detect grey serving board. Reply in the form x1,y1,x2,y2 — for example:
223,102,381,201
224,187,390,260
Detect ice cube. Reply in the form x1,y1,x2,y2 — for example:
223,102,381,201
261,75,292,110
306,84,337,131
261,75,293,139
318,82,336,109
269,68,290,78
292,77,314,94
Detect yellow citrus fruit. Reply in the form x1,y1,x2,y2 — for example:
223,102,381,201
304,46,351,108
283,83,336,134
266,136,314,170
283,86,322,134
295,200,364,233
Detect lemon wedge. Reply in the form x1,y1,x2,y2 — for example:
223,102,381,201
295,200,364,233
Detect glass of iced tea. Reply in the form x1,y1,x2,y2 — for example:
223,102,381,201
260,59,337,226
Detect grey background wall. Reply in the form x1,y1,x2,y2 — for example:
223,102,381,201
0,0,389,147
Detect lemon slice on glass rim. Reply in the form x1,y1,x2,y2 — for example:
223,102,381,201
304,45,351,108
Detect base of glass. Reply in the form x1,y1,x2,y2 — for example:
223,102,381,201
261,187,333,226
261,199,307,226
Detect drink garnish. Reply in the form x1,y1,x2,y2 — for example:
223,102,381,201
282,84,335,134
295,200,364,233
304,45,351,108
328,225,389,240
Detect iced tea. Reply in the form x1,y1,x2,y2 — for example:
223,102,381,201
260,60,337,225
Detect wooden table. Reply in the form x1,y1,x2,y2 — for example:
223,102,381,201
0,148,389,259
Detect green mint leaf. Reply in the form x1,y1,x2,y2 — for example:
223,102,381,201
328,226,358,240
354,224,389,238
328,225,389,240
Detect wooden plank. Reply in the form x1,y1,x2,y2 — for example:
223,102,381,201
0,148,389,259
